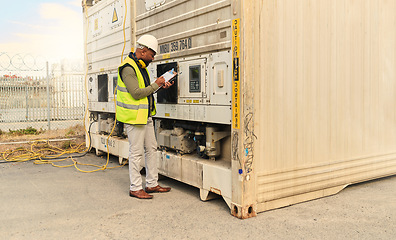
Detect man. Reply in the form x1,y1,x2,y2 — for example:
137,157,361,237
116,34,173,199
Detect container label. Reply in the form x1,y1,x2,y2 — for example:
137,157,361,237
101,137,115,148
94,18,99,30
232,18,240,129
112,8,118,23
159,38,192,55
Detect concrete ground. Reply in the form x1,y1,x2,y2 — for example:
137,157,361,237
1,153,395,240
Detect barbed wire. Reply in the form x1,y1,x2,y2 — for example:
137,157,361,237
0,52,46,71
0,52,84,74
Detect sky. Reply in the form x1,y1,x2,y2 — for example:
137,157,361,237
0,0,83,62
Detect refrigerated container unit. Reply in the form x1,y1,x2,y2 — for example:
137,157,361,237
83,0,396,218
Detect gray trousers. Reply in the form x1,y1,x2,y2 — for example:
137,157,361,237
125,117,158,191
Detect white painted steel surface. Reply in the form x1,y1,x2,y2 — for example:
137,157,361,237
84,0,396,218
85,0,131,73
136,0,232,59
235,0,396,216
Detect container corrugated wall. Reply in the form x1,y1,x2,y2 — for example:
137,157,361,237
234,0,396,214
85,0,132,73
135,0,232,59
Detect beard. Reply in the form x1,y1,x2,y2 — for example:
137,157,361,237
143,59,152,66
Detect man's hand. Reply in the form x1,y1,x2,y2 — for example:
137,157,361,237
155,76,165,87
162,70,177,89
162,80,174,89
155,70,177,89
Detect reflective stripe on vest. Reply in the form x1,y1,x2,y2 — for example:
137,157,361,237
116,101,149,110
115,56,156,125
117,86,128,93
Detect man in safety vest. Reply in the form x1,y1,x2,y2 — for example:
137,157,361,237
116,34,173,199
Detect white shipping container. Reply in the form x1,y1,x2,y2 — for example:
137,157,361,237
83,0,396,218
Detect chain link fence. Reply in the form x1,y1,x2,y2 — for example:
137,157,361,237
0,52,85,132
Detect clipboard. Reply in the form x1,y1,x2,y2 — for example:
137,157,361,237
154,68,177,93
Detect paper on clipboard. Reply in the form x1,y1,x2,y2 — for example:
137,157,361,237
161,68,177,82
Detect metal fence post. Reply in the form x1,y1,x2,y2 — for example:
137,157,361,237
25,77,29,122
46,61,51,130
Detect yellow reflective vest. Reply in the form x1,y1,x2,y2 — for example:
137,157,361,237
116,56,156,125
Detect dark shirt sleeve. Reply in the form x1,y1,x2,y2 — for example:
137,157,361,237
121,66,159,100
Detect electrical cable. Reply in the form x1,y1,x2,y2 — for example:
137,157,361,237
0,110,127,170
101,0,129,170
82,1,92,153
97,0,128,172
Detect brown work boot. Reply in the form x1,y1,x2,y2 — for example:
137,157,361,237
129,189,153,199
145,185,171,193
